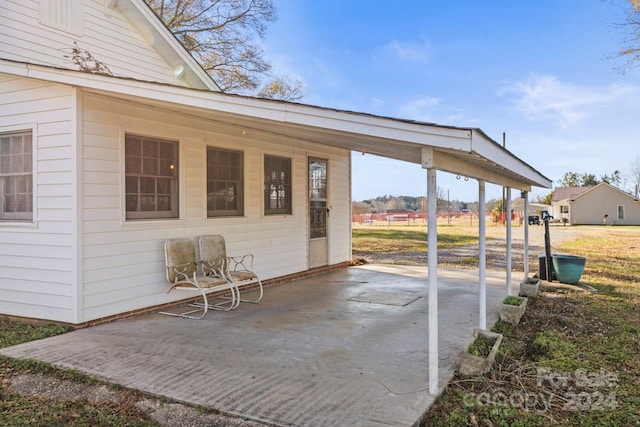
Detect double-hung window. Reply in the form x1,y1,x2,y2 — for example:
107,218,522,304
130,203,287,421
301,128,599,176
207,147,243,217
264,155,291,215
125,134,178,220
0,130,33,222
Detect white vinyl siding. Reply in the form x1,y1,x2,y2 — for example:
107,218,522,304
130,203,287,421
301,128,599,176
0,74,76,323
81,93,351,322
0,0,184,85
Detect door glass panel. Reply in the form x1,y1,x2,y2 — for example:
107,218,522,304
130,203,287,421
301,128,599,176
310,200,327,238
309,158,328,238
309,160,327,199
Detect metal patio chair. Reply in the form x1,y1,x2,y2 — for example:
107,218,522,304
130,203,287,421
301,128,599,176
159,239,239,319
198,235,264,305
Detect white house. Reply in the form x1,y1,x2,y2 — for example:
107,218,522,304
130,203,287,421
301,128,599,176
554,183,640,225
0,0,551,325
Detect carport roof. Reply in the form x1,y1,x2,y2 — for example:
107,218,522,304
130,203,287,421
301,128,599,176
1,58,552,191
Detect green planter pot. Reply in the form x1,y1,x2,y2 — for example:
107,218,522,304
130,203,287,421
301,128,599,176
552,255,586,285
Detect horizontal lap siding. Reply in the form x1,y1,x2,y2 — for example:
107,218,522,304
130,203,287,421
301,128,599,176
0,0,179,85
0,75,75,323
81,94,351,321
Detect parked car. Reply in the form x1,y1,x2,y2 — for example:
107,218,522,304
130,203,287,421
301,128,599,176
528,214,541,225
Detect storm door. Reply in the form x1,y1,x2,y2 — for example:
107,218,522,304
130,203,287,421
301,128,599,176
308,158,328,268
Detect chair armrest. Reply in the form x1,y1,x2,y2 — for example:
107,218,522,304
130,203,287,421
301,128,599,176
200,258,230,279
167,262,197,284
227,254,255,272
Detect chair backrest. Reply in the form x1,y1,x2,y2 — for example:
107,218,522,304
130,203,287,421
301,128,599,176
164,239,197,283
198,235,228,276
199,235,227,261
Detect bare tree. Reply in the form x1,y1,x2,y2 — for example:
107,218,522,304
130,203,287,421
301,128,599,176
631,156,640,196
257,75,302,101
616,0,640,67
351,201,370,215
146,0,301,99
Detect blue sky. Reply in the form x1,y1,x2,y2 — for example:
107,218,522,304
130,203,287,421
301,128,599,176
263,1,640,202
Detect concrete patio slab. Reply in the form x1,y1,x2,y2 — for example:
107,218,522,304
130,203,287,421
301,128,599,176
0,265,521,426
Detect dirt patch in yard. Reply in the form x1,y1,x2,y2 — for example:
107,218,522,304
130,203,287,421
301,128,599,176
354,225,605,272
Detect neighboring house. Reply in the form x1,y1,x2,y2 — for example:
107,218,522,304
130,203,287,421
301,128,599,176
557,183,640,225
551,186,593,222
510,199,551,225
0,0,550,324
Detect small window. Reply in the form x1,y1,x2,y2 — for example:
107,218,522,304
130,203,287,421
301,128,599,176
207,147,243,217
125,134,178,220
560,205,569,214
0,130,33,222
264,155,291,215
618,205,625,220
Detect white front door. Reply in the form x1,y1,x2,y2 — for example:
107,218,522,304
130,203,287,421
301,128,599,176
308,158,328,268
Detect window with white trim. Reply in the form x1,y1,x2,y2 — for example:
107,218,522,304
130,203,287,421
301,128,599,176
125,134,178,220
560,205,569,214
0,130,33,222
264,155,291,215
207,147,243,217
618,205,625,220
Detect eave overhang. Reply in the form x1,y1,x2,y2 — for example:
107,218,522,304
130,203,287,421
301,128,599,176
0,59,552,192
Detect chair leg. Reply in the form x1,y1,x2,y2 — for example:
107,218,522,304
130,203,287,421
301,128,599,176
159,284,209,319
188,286,239,311
219,279,263,304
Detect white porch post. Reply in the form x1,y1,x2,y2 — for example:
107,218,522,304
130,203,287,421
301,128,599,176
506,187,512,295
479,180,486,330
523,192,530,278
422,148,439,395
427,168,438,394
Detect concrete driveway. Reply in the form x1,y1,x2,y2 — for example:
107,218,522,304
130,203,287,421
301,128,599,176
0,265,519,426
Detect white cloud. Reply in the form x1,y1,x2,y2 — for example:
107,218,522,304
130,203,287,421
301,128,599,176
398,95,441,122
499,75,638,129
382,39,430,63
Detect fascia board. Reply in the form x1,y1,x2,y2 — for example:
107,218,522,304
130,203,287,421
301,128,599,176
471,129,552,189
433,151,532,191
121,0,220,91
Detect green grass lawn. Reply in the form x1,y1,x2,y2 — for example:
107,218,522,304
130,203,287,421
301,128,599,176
352,226,477,253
